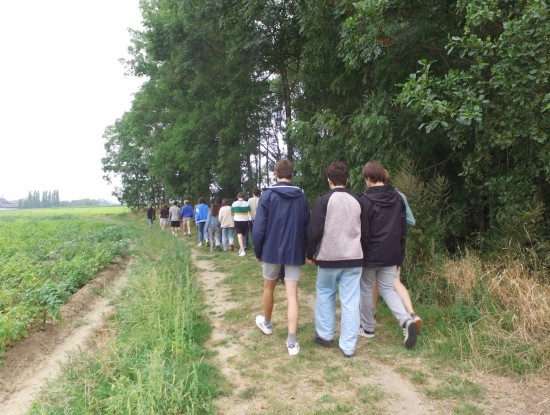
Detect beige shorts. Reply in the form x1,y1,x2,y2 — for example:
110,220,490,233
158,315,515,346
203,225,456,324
182,217,191,225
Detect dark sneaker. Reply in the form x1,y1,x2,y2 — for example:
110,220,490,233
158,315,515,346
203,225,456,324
340,348,353,358
403,319,417,349
314,332,333,347
358,326,375,338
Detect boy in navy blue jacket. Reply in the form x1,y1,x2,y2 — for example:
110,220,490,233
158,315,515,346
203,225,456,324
253,159,310,356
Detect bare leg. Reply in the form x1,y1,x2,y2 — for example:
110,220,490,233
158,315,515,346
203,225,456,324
285,280,299,335
262,279,277,320
395,278,414,314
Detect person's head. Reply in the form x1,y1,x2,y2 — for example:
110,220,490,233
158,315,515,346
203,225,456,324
221,199,229,207
252,187,260,197
237,192,244,200
325,162,349,187
173,201,178,206
362,161,386,184
163,204,168,209
210,202,220,216
198,197,206,204
184,199,189,205
274,159,294,180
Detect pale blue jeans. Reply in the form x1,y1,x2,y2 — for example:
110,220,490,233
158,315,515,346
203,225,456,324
315,266,362,356
221,227,235,251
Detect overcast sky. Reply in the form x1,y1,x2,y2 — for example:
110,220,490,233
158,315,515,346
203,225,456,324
0,0,143,202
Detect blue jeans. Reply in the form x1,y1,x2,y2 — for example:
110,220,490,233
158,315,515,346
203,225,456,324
221,227,235,251
315,266,361,355
197,222,206,243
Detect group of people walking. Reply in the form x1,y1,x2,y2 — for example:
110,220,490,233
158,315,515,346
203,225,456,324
147,158,420,358
252,159,420,357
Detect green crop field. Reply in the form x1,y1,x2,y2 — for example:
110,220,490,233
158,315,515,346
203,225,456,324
0,207,129,351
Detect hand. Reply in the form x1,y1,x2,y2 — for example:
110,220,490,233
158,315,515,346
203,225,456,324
306,259,316,266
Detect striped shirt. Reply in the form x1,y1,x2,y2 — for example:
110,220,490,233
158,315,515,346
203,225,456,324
231,199,251,222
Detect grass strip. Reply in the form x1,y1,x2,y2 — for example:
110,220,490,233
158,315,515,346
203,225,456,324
29,214,221,414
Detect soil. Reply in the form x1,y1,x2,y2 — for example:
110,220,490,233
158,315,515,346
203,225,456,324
1,248,548,415
0,254,130,415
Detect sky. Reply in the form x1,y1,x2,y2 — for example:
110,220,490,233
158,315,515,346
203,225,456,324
0,0,144,202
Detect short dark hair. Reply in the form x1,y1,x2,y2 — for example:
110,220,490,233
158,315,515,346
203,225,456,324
198,197,206,204
221,199,229,207
362,161,386,183
173,201,178,206
252,187,260,197
325,162,349,186
275,159,294,180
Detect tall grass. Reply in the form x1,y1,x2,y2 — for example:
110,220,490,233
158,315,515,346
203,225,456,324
30,215,220,414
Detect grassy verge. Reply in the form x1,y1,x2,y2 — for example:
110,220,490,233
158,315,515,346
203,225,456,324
29,214,221,414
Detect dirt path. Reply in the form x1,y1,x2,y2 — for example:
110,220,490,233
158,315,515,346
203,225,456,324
192,250,435,414
0,255,130,415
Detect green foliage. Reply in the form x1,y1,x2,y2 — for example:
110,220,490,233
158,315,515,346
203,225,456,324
30,213,221,414
0,209,127,351
397,0,550,245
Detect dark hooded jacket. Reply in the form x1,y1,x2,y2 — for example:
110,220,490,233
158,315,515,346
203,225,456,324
252,182,310,265
359,184,407,267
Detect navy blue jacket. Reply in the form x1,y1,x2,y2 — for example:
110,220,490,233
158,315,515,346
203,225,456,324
359,184,407,267
252,182,310,265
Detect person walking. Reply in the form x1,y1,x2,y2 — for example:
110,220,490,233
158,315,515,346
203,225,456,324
181,200,194,236
204,201,222,251
168,201,181,236
253,159,310,356
306,162,367,358
244,187,261,249
231,192,251,257
195,197,209,246
219,199,235,251
159,204,169,230
369,169,422,334
146,205,156,229
358,161,417,349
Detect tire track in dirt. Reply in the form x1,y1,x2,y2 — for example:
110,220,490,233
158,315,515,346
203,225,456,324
0,255,130,415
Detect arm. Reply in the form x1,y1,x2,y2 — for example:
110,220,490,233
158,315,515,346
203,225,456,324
252,193,269,260
398,191,416,227
306,195,327,261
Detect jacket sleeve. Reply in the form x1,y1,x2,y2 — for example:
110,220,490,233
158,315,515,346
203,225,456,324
252,192,269,260
204,212,211,228
398,191,416,227
399,204,407,266
194,206,200,222
358,196,369,257
306,195,327,260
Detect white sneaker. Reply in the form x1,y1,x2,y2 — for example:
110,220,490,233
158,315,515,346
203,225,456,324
197,242,202,247
358,326,375,338
255,315,272,335
239,250,245,257
287,341,300,356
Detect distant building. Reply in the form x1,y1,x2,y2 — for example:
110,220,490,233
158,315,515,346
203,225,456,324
0,200,18,209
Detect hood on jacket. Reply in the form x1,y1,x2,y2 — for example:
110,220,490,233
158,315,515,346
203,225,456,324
363,184,399,207
267,183,304,199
